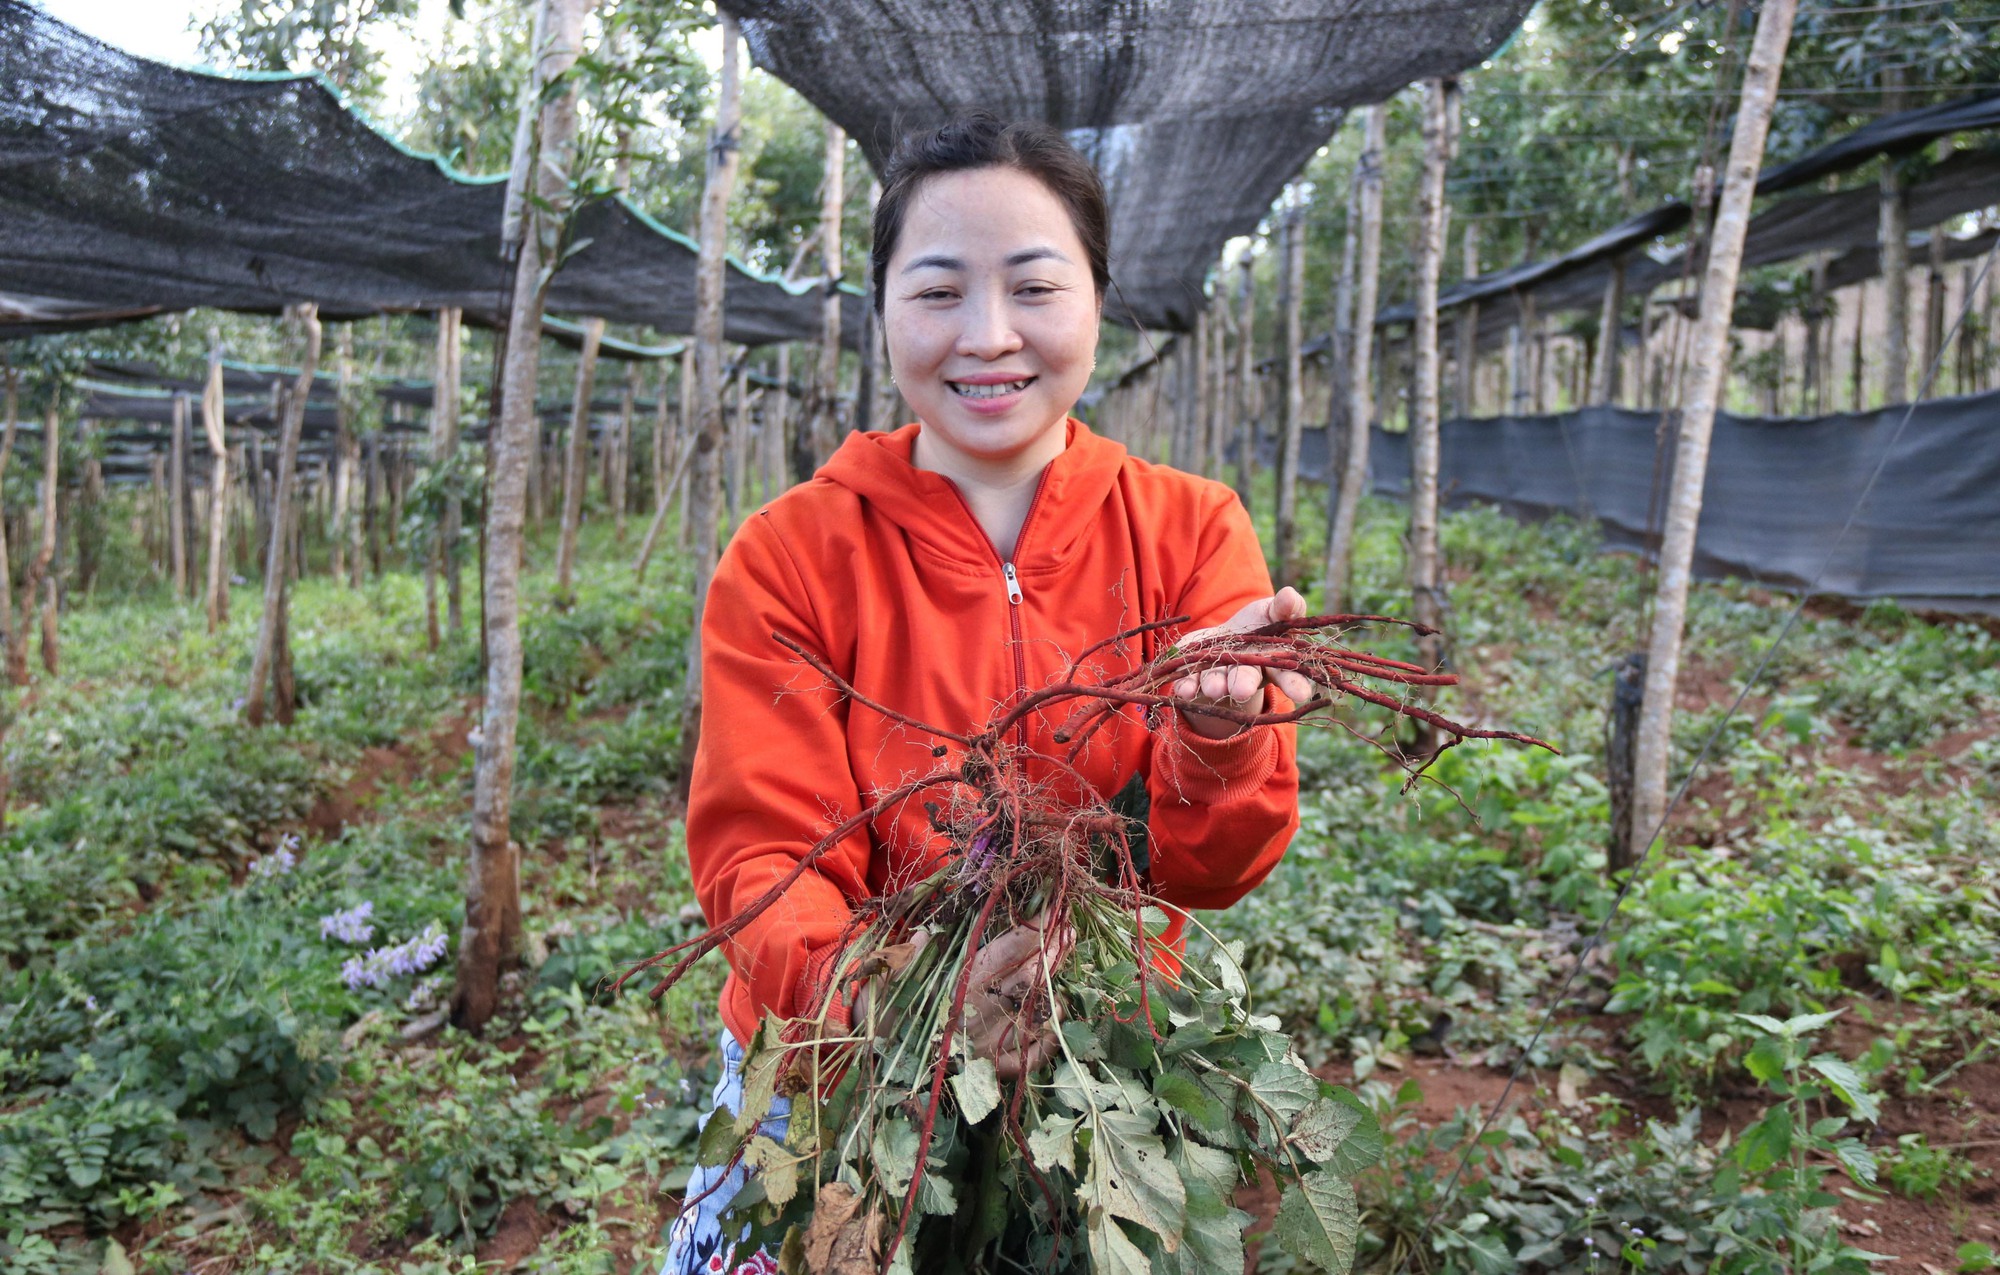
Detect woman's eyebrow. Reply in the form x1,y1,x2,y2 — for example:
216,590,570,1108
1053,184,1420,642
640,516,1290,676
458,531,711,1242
902,253,964,274
901,247,1072,274
1005,247,1070,267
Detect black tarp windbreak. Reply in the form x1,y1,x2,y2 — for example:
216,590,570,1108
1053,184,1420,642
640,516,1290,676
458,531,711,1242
1278,395,2000,609
718,0,1537,331
0,0,862,346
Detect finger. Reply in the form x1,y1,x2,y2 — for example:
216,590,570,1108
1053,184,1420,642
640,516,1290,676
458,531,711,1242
1273,669,1315,705
1174,674,1197,700
1269,586,1307,623
1227,664,1261,705
1199,667,1229,701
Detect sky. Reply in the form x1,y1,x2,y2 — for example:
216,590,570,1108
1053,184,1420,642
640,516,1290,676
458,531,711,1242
38,0,212,66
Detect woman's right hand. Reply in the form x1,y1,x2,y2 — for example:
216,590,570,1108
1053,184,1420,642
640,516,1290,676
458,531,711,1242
960,916,1071,1080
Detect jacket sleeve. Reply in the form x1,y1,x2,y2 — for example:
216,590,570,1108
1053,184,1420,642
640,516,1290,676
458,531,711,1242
685,514,869,1028
1144,487,1301,912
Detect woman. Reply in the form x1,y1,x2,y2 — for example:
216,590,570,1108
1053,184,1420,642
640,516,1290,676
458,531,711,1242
663,111,1309,1275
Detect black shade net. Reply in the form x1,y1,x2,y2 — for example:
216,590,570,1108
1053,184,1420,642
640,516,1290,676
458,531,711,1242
718,0,1535,331
1378,93,2000,346
0,0,862,347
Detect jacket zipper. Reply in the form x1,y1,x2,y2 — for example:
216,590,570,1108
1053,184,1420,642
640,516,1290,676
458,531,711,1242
944,469,1053,750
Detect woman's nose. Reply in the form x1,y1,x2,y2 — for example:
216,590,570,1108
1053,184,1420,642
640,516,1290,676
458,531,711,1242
954,289,1024,360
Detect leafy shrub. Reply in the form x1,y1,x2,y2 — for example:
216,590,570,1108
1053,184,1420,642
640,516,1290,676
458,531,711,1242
1816,620,2000,750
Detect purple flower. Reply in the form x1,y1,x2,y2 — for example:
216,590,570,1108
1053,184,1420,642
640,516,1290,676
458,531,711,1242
342,922,450,991
319,901,375,945
249,841,298,880
84,995,98,1011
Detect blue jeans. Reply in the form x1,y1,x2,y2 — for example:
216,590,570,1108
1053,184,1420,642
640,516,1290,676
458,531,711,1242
661,1031,792,1275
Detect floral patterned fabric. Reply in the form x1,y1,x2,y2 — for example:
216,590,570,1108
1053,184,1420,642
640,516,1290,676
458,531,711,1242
661,1031,790,1275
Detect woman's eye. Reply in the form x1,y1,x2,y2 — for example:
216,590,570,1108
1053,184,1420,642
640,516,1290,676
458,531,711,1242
1017,285,1054,297
917,289,955,302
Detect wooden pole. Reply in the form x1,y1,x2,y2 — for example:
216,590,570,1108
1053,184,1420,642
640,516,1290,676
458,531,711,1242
169,392,189,597
1272,203,1307,578
1629,0,1799,861
1590,256,1627,405
244,304,322,726
1920,228,1946,401
441,307,464,632
1323,105,1385,613
0,369,16,664
612,362,635,536
457,0,592,1035
11,398,60,684
1408,81,1451,681
676,342,696,545
554,317,603,597
767,344,791,499
37,401,58,678
675,11,743,789
1455,222,1480,418
1231,255,1256,510
201,345,230,631
807,119,846,472
1878,73,1910,407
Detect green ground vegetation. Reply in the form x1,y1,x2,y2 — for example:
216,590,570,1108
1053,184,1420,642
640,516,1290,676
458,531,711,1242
1,495,1995,1273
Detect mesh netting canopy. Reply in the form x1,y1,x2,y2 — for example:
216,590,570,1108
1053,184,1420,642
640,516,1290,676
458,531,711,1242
720,0,1534,331
1377,93,2000,346
0,0,861,347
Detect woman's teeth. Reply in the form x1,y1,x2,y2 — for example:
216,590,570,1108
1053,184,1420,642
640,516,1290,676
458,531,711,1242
950,378,1034,399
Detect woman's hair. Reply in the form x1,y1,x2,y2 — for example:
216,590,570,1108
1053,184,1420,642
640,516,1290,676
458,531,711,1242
870,110,1111,315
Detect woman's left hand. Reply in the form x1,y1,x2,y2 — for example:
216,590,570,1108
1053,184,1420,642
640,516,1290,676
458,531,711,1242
1170,586,1317,740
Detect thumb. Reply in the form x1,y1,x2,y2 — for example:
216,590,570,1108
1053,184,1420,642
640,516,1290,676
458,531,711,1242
1267,586,1307,624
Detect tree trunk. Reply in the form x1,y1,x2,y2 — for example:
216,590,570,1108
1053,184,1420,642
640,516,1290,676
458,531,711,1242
365,431,383,576
244,303,322,727
1878,162,1909,406
1455,222,1480,418
456,0,593,1036
1231,255,1256,511
1322,160,1360,559
807,120,846,473
0,370,16,664
1803,254,1827,414
12,400,60,686
442,305,464,635
1191,310,1210,478
200,350,230,631
726,360,751,527
612,364,634,536
1590,256,1627,405
1322,105,1385,613
168,392,190,598
1271,205,1307,580
767,344,791,498
675,12,744,792
1629,0,1798,861
1408,81,1450,684
652,356,673,508
554,316,604,598
676,343,696,546
1920,229,1946,400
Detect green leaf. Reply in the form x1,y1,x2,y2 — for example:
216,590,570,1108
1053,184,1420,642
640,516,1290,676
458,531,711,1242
1778,1007,1845,1037
1153,1175,1249,1275
1274,1170,1361,1274
1689,978,1740,996
1082,1108,1187,1251
1454,1227,1514,1275
1027,1115,1078,1177
1087,1211,1154,1275
1831,1137,1879,1187
1287,1096,1383,1176
871,1118,920,1196
743,1135,798,1208
1244,1062,1318,1147
1169,1138,1236,1199
1745,1035,1790,1084
1734,1012,1789,1037
1734,1107,1794,1175
952,1056,1002,1125
1809,1055,1881,1122
1153,1070,1229,1133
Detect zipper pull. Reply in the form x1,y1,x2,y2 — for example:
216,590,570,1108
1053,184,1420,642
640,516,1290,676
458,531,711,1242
1002,562,1023,605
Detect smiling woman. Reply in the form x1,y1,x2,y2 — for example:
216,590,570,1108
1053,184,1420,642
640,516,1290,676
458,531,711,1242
663,112,1309,1275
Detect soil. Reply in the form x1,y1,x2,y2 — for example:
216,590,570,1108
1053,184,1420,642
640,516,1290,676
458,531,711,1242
304,710,475,838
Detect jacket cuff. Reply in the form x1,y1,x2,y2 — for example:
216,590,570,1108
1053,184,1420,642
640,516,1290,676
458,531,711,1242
796,939,855,1034
1157,688,1285,805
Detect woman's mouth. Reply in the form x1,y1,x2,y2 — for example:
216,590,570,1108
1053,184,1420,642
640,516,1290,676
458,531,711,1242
948,377,1036,400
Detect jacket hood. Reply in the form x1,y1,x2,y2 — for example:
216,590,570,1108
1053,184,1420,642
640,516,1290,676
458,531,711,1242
816,419,1130,570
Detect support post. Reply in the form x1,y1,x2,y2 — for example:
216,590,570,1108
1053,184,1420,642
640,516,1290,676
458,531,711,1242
456,0,592,1035
202,345,229,631
806,119,845,474
1408,80,1451,682
675,11,743,790
1231,255,1256,511
554,317,604,598
244,304,322,726
1629,0,1799,861
1590,256,1627,405
1454,222,1480,418
1322,105,1384,613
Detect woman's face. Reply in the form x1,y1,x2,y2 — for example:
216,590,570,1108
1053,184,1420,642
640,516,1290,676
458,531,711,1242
882,166,1100,468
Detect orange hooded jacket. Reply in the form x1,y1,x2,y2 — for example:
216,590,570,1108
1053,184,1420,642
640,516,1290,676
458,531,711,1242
686,419,1300,1046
